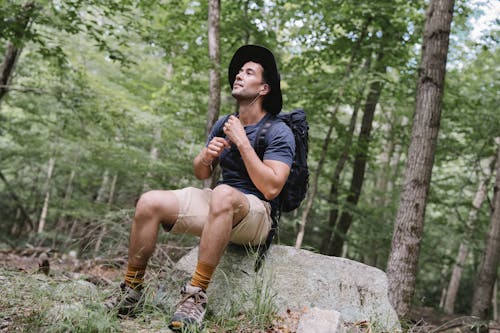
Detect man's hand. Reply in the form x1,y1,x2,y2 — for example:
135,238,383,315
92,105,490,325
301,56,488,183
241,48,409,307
203,137,231,163
223,115,249,148
194,136,230,180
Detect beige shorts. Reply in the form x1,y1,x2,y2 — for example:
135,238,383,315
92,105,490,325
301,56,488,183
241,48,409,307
168,187,272,246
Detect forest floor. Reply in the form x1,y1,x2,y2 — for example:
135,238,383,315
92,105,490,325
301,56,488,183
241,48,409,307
0,246,496,333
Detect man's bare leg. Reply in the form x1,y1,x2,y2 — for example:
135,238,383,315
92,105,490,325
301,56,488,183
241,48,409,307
190,184,249,290
169,185,250,329
125,190,179,289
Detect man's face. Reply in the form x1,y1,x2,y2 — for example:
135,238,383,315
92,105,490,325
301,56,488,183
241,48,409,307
231,61,268,100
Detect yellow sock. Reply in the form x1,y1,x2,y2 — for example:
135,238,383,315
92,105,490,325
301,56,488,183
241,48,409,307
124,264,146,289
190,260,216,291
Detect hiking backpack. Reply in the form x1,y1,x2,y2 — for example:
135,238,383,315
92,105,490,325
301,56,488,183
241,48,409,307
254,109,309,213
254,109,309,271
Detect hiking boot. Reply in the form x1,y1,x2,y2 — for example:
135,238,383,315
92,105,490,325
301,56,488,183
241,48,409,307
169,283,208,331
105,282,144,317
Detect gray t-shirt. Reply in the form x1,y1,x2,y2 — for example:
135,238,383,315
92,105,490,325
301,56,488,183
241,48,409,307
206,113,295,201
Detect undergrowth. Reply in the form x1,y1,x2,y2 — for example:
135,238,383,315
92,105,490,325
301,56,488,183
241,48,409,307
0,261,277,333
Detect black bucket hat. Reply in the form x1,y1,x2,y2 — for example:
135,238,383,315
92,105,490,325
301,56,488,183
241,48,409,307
228,45,282,115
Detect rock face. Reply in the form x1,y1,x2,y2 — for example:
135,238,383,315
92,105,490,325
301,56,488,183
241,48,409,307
175,244,400,332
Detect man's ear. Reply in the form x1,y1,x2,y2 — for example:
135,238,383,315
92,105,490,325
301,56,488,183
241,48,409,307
260,83,270,96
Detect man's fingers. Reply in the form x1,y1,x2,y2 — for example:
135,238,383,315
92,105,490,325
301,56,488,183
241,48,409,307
206,138,229,160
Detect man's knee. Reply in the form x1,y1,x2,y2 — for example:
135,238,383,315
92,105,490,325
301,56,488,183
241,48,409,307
211,185,236,207
135,190,175,221
210,185,246,217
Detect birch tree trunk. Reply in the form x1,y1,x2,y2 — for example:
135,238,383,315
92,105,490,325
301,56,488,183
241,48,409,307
205,0,221,189
38,158,55,234
471,140,500,319
386,0,455,318
92,169,110,254
94,172,118,255
95,169,110,203
206,0,221,137
108,173,118,207
443,154,496,314
52,169,77,247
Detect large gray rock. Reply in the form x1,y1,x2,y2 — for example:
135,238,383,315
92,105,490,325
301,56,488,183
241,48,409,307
175,244,400,332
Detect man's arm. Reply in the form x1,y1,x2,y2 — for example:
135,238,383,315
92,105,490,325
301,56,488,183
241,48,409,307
222,115,290,200
237,143,290,200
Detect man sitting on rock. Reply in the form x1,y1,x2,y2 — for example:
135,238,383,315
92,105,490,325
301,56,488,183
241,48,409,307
107,44,295,331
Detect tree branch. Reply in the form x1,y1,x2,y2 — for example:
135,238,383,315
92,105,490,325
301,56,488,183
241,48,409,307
0,84,47,94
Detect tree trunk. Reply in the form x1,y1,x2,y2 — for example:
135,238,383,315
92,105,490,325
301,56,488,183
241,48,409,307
386,0,455,318
143,128,161,192
52,169,77,247
95,169,110,203
363,108,398,266
108,172,118,207
318,91,363,253
327,50,386,256
444,154,496,314
206,0,221,137
471,139,500,319
0,43,22,103
319,83,369,254
0,169,34,231
297,23,370,250
205,0,221,189
38,158,55,234
295,120,335,248
94,173,118,255
494,280,498,321
297,61,371,250
0,2,36,104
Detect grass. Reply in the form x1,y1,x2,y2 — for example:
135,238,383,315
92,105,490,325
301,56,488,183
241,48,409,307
0,269,122,332
0,256,278,333
206,268,278,332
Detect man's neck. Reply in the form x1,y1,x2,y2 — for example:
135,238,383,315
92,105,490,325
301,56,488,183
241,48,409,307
238,104,267,126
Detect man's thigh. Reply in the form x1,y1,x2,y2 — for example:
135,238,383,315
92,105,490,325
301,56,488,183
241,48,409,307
230,194,272,246
168,187,210,237
168,187,272,245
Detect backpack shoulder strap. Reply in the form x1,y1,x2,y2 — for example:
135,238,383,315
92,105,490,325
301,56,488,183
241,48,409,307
254,115,280,158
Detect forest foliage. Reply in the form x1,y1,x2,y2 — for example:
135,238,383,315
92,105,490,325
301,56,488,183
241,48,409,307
0,0,498,320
